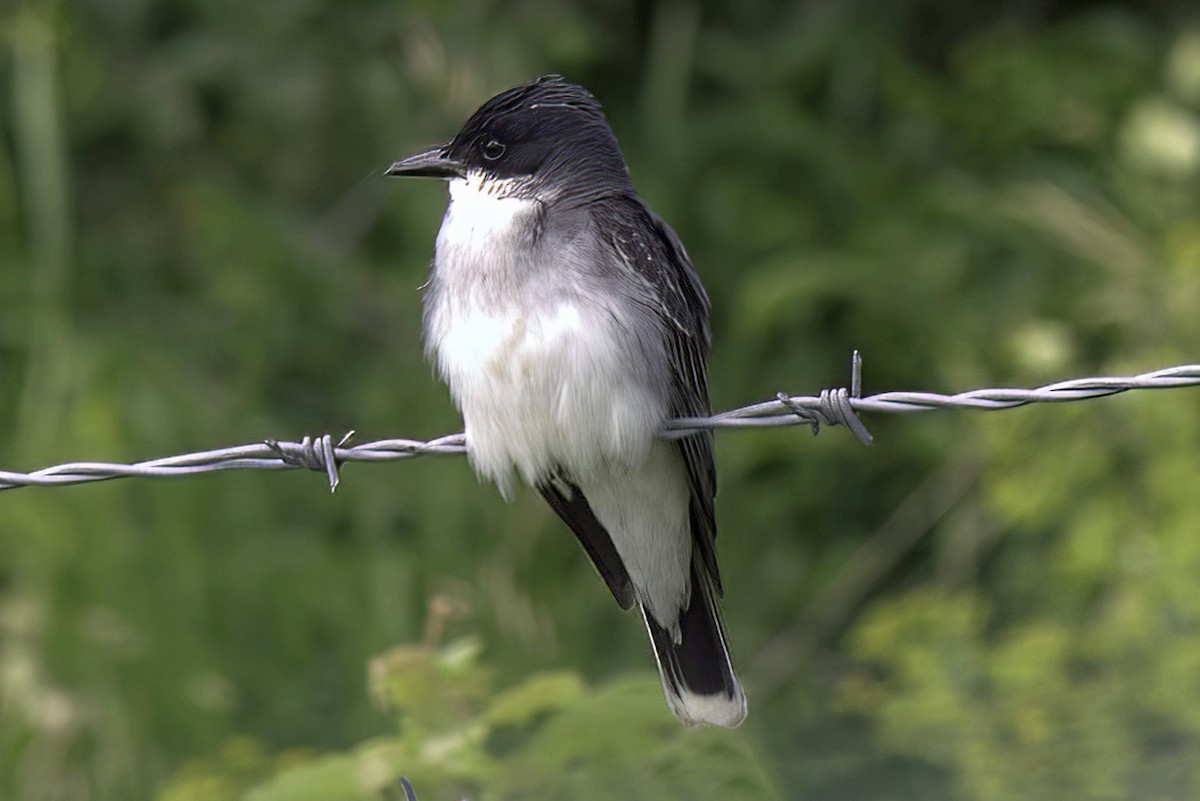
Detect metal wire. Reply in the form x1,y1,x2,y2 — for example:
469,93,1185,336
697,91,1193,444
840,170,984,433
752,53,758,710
3,355,1198,493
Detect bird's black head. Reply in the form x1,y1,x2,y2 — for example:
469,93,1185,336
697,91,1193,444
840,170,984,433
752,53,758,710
386,76,632,203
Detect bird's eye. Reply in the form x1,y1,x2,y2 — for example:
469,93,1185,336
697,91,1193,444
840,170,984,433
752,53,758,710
481,139,506,160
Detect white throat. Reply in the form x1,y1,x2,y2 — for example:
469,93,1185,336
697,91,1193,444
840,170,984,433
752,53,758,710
432,171,541,285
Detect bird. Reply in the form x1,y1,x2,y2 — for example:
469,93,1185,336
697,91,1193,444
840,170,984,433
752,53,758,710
385,75,745,727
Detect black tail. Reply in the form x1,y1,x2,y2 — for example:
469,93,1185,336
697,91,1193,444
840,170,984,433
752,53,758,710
642,554,746,727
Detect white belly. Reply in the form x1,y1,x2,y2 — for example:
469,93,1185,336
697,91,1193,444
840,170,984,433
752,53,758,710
430,297,663,495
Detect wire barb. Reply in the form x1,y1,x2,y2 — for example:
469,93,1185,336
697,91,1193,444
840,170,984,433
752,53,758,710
264,431,355,492
851,349,863,400
773,352,874,446
776,392,821,436
3,360,1199,492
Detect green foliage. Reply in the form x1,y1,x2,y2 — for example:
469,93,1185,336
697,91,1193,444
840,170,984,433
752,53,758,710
156,637,778,801
3,1,1200,800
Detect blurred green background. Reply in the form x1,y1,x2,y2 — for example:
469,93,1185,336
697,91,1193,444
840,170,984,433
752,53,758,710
3,1,1200,799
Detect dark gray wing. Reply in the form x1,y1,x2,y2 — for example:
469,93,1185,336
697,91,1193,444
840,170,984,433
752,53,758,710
596,195,721,595
538,476,635,609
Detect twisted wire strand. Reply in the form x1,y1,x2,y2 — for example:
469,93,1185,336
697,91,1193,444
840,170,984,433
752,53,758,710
3,360,1198,493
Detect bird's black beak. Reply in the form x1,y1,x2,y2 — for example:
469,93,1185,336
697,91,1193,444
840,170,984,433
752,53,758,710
384,146,464,179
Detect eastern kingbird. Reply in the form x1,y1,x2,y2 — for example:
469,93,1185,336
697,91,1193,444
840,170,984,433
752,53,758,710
386,75,745,727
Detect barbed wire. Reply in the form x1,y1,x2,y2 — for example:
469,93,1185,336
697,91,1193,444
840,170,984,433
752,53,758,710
2,354,1198,493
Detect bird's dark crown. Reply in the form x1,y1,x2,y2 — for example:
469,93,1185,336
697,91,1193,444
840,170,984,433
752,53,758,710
444,75,632,196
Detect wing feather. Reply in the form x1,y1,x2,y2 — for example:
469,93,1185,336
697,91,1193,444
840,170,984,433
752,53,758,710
597,196,721,595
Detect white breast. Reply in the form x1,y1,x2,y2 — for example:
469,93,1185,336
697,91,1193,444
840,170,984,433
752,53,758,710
432,295,662,494
426,174,664,494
